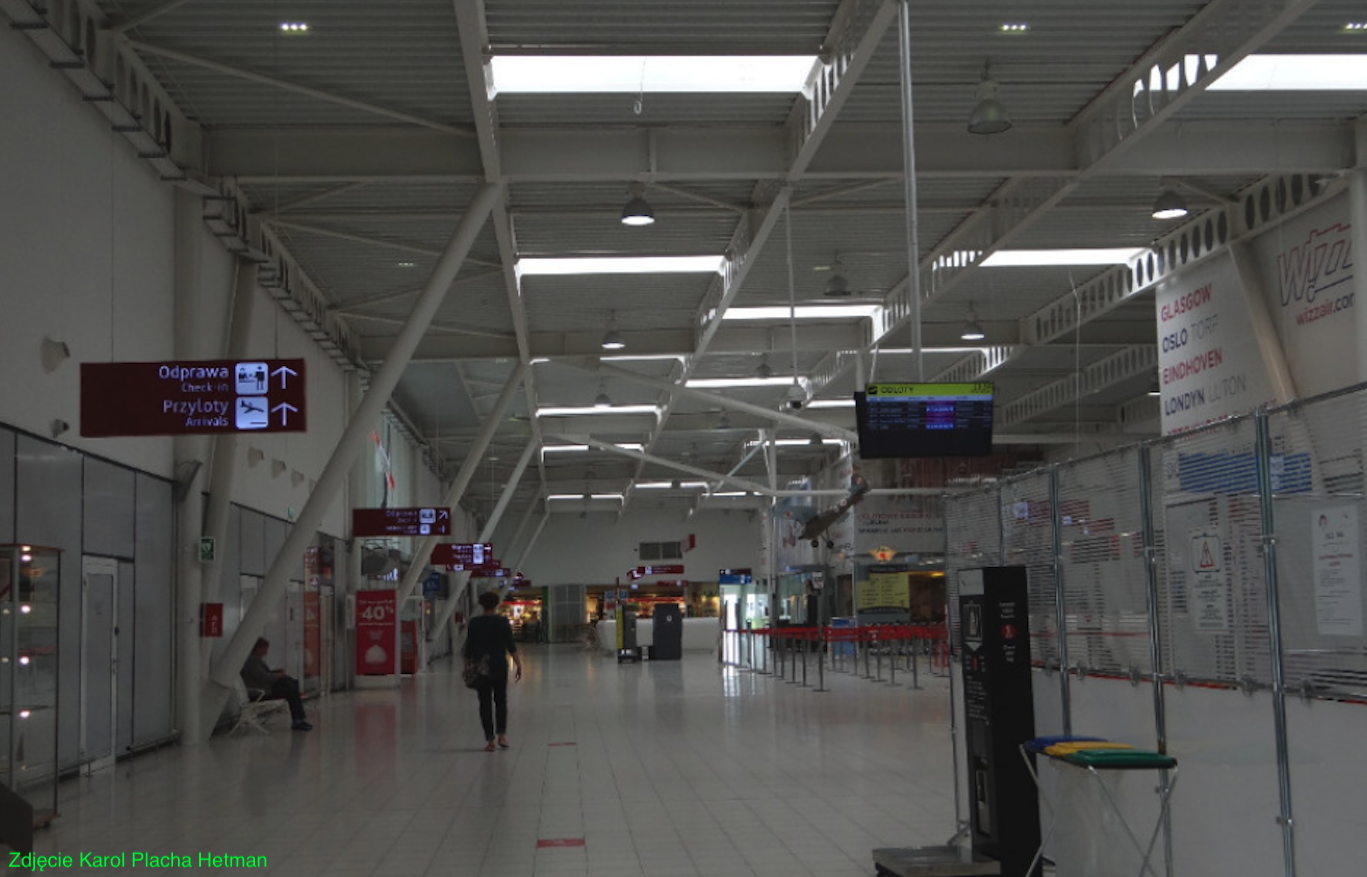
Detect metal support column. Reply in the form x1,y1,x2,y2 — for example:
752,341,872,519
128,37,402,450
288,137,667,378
173,189,211,744
500,497,540,576
1138,444,1175,877
430,437,537,632
199,259,258,637
1049,466,1073,736
395,365,528,605
203,183,504,727
897,0,924,382
509,509,549,577
1352,127,1367,384
1255,409,1298,877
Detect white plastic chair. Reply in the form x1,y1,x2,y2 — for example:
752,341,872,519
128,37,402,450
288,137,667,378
230,678,289,735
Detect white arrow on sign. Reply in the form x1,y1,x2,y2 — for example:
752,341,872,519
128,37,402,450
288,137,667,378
272,402,298,426
272,364,299,390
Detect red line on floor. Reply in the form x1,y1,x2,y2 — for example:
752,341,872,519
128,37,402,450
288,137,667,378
537,838,586,848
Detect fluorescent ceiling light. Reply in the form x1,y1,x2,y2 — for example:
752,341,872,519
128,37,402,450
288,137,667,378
1000,23,1029,32
548,494,624,501
543,443,645,454
635,481,709,490
1208,55,1367,91
538,405,661,417
601,353,687,363
878,347,993,355
980,248,1149,267
744,438,845,448
517,256,725,277
685,376,798,389
805,398,856,409
709,491,753,498
490,56,817,94
720,305,883,321
279,22,309,32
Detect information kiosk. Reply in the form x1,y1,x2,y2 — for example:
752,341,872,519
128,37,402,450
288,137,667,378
874,565,1038,877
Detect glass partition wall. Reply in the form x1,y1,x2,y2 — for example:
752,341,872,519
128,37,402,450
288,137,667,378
1,544,60,827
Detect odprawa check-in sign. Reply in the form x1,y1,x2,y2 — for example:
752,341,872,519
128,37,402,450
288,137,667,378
80,359,307,437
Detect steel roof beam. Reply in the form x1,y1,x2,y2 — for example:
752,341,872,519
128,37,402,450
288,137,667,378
203,121,1353,183
454,0,551,500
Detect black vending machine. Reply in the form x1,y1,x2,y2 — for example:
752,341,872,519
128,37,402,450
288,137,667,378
652,604,683,660
959,566,1040,877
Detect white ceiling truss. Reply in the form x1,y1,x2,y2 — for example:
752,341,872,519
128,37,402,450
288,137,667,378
8,0,1364,520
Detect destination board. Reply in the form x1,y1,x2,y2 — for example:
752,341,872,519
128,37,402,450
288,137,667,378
855,382,993,458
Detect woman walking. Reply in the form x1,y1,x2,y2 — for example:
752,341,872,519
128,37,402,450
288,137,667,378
463,590,523,751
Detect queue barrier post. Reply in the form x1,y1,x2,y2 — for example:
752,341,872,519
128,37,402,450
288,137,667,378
815,626,828,692
799,627,811,687
885,622,896,683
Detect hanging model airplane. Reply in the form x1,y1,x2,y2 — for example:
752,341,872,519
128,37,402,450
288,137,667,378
796,473,872,545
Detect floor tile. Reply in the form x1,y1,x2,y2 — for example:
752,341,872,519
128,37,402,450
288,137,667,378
34,646,958,876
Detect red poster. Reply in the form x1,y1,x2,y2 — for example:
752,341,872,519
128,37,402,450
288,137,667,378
200,603,223,637
355,589,396,676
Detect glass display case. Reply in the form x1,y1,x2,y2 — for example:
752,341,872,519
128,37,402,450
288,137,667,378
0,545,61,827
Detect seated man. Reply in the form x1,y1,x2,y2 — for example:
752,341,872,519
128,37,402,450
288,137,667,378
240,637,312,731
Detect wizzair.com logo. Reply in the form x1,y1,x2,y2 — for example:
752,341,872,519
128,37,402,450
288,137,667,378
1276,223,1354,326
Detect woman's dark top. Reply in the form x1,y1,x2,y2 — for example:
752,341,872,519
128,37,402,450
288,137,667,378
463,615,517,678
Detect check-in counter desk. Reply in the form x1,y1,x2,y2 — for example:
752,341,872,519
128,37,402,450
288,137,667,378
595,618,718,655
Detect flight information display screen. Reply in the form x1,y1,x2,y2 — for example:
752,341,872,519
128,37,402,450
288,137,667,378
854,382,994,458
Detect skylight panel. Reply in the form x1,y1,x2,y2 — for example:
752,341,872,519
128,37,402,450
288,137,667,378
490,56,817,94
517,256,725,277
1208,55,1367,91
980,248,1149,267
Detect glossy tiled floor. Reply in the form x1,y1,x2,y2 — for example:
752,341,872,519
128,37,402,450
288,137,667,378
36,646,959,876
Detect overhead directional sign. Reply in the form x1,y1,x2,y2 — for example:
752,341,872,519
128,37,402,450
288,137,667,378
430,543,495,567
352,507,452,537
446,560,503,572
80,359,307,437
639,564,684,575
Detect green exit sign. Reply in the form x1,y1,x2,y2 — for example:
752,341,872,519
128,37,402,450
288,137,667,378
199,536,216,563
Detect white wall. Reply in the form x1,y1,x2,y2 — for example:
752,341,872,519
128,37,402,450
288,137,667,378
0,22,356,538
0,23,176,476
521,507,762,585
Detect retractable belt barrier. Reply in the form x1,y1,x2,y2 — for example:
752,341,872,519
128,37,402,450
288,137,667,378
723,623,949,690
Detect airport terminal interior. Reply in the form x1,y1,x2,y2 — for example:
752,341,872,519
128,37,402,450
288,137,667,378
2,1,1366,875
